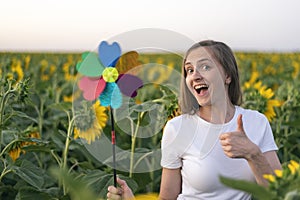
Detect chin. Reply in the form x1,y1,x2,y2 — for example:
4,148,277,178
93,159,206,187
197,101,211,107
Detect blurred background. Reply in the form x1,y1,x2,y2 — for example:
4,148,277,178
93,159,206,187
0,0,299,199
1,0,300,52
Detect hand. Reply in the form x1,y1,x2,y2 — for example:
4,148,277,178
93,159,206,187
107,177,135,200
219,114,260,160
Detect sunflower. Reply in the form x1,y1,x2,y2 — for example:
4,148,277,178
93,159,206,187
288,160,299,175
8,131,40,161
243,72,281,122
292,61,299,79
39,60,56,81
63,62,77,81
74,100,108,144
8,147,23,162
11,60,24,82
24,55,31,70
254,81,281,121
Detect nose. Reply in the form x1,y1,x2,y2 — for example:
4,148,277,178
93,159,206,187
191,68,204,81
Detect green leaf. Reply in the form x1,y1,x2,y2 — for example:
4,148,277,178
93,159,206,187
12,111,38,123
21,145,51,153
13,160,45,189
50,167,98,200
48,102,72,111
0,183,17,199
219,176,276,200
78,170,138,198
15,187,53,200
284,190,300,200
18,137,49,145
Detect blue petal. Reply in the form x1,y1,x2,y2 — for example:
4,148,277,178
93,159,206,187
99,82,122,109
98,41,121,67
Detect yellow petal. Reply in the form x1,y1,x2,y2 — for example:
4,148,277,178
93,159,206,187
263,174,275,182
290,160,299,169
274,169,283,178
288,163,296,175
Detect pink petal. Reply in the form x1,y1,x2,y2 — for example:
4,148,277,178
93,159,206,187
78,76,106,100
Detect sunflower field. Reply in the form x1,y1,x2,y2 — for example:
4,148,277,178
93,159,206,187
0,51,299,199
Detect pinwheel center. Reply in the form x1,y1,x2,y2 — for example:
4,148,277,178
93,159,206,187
102,67,119,82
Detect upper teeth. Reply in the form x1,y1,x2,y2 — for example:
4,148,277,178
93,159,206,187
194,84,207,90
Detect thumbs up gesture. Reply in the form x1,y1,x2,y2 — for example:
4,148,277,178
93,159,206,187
219,114,260,160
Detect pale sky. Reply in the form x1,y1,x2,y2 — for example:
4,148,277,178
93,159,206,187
1,0,300,52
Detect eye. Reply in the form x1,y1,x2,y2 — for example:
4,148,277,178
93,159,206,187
186,67,194,74
200,65,210,71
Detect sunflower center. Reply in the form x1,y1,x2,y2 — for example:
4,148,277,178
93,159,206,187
102,67,119,82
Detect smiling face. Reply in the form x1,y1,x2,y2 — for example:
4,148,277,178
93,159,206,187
184,46,230,107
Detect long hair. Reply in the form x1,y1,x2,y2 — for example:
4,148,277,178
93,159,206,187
179,40,242,114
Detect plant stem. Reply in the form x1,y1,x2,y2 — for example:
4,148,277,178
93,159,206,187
0,84,16,152
129,112,144,178
62,111,74,195
38,97,45,137
0,139,18,158
61,112,76,195
0,166,12,182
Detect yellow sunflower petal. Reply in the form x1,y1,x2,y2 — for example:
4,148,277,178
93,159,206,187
288,163,296,175
263,174,275,182
74,100,108,144
290,160,299,169
274,169,283,178
9,147,22,161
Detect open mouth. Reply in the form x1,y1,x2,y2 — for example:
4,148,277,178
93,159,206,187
194,84,209,95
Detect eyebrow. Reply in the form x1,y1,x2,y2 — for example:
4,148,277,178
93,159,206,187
184,58,211,66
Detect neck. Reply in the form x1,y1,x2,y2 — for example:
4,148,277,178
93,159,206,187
198,102,235,124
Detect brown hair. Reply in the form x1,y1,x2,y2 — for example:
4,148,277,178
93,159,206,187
179,40,242,114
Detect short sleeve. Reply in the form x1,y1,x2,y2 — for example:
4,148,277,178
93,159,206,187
243,109,278,153
259,114,278,153
160,120,182,169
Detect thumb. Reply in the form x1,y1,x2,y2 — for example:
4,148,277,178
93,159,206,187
236,114,245,133
116,177,135,199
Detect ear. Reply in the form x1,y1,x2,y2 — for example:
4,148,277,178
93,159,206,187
225,75,231,85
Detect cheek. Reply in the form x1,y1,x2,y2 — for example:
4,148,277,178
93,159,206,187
185,77,194,93
208,70,225,87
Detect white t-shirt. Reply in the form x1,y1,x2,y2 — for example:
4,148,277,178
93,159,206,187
161,106,278,200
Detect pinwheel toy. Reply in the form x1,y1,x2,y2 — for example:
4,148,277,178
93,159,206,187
76,41,143,186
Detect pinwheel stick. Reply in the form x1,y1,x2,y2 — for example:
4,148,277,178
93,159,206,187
110,107,117,187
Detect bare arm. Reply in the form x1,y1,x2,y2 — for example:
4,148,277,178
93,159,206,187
219,114,282,187
247,147,281,186
159,168,182,200
247,150,282,186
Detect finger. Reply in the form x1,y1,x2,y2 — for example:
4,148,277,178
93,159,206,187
108,186,119,195
219,132,230,140
107,192,122,200
116,177,128,188
220,139,229,146
236,114,245,133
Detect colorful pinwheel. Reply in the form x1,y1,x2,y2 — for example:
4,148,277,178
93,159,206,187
76,41,143,109
76,41,143,186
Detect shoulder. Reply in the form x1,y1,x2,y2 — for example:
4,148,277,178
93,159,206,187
163,114,198,139
167,113,196,123
236,106,269,124
165,114,198,130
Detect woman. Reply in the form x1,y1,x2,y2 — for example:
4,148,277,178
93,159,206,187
107,40,282,200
